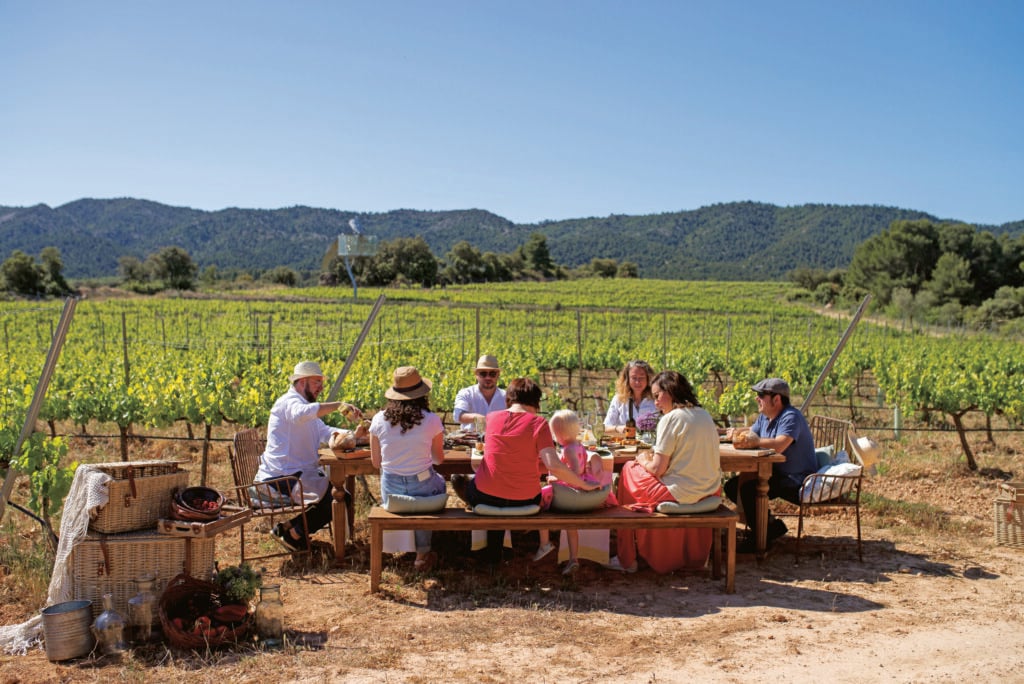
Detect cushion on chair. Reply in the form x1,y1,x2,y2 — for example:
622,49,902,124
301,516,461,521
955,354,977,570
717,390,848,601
656,495,723,515
800,463,862,503
383,492,449,514
550,484,611,512
814,445,836,469
473,503,540,516
248,485,294,508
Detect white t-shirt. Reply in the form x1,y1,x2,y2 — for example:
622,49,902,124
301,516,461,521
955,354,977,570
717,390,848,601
453,384,506,422
604,395,658,428
369,410,444,476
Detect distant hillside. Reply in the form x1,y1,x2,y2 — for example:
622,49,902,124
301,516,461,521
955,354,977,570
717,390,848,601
0,198,1019,280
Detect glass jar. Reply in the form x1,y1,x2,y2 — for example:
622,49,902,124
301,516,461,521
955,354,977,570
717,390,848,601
254,584,284,647
91,593,127,655
127,573,157,645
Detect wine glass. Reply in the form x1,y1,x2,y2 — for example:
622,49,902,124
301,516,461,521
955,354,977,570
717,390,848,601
592,421,605,444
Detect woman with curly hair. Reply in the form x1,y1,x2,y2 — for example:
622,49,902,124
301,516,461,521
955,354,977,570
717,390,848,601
369,366,446,571
603,360,658,434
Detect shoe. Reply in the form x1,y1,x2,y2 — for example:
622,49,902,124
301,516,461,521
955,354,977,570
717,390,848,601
604,556,638,573
767,517,789,543
532,542,555,562
451,474,471,504
413,551,437,572
271,523,305,553
562,560,580,575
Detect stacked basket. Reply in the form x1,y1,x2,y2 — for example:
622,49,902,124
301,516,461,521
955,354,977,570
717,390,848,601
994,481,1024,549
71,461,216,621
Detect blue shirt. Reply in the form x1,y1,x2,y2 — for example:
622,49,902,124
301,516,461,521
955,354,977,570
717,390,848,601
751,405,816,485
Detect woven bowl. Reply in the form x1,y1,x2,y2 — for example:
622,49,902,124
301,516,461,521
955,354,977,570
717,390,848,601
171,487,225,522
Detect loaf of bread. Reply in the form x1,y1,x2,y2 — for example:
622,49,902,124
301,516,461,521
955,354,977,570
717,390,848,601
732,429,759,449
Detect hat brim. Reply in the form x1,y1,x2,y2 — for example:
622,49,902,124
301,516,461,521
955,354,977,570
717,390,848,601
290,373,324,384
385,378,432,401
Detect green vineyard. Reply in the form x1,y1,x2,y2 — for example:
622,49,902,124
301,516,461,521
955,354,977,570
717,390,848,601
3,279,1023,519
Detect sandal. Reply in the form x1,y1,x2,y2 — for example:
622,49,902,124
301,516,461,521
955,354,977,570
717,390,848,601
413,551,437,572
532,542,555,562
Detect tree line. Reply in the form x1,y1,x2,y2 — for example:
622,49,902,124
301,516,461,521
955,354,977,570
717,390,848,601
788,219,1024,332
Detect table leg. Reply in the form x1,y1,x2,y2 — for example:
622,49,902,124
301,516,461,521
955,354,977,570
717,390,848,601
331,488,348,564
755,462,771,559
370,522,383,592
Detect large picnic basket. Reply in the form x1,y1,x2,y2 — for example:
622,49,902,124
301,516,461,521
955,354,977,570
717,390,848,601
70,529,216,621
994,481,1024,549
89,460,189,534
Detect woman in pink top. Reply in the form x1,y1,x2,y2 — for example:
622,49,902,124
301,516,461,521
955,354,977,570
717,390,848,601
452,378,598,562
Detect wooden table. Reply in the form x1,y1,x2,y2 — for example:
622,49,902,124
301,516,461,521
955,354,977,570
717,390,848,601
319,443,782,562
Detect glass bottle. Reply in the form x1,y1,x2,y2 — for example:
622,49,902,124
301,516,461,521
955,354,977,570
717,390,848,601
127,573,157,645
254,584,284,648
91,593,127,655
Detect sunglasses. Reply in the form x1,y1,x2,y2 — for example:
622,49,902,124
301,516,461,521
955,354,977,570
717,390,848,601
477,370,498,377
755,391,775,399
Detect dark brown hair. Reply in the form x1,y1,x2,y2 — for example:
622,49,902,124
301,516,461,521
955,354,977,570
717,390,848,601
382,396,430,433
651,370,701,408
504,377,542,409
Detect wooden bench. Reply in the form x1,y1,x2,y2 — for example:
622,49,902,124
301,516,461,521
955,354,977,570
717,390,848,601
368,505,737,593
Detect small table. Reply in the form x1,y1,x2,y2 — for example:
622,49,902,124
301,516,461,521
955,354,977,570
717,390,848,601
319,443,782,563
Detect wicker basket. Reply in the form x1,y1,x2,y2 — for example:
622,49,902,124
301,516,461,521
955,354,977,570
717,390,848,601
70,529,215,621
159,574,252,650
993,481,1024,549
90,460,190,534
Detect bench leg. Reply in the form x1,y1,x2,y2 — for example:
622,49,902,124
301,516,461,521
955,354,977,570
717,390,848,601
725,521,736,594
711,526,722,581
370,523,383,592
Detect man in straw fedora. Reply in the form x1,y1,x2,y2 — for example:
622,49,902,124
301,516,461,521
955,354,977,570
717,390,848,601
453,354,506,428
257,360,365,553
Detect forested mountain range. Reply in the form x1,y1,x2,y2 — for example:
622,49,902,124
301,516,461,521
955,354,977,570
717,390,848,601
1,198,1021,280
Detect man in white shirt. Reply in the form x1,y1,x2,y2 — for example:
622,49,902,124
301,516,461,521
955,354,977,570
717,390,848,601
257,361,364,553
453,354,507,427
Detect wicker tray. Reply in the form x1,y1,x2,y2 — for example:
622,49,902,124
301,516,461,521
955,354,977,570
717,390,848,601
89,461,190,534
994,499,1024,549
157,506,252,538
70,529,215,621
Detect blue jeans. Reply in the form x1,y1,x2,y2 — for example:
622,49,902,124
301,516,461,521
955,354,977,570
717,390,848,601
380,467,446,553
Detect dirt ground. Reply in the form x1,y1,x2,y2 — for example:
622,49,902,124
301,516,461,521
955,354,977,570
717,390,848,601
3,431,1024,683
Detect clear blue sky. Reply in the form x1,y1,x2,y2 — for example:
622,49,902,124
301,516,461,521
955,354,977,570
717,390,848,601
2,1,1022,226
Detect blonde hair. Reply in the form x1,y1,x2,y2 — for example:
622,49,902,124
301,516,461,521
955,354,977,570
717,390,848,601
548,409,580,443
614,360,654,403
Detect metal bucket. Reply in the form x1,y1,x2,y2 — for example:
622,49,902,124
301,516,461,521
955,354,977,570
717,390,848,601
41,600,94,661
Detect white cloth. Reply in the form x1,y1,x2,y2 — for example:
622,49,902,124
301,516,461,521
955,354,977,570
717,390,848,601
557,530,610,565
256,385,342,483
1,465,112,655
800,462,863,503
369,411,443,476
604,396,658,428
453,384,506,422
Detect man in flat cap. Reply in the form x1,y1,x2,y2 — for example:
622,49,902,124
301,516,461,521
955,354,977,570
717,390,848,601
724,377,816,551
256,361,365,553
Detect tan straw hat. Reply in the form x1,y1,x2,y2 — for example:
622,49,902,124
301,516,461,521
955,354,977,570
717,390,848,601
476,354,500,371
289,361,325,384
385,366,432,400
851,435,881,469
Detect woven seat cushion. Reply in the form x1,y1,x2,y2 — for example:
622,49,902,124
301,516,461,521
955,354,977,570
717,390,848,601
383,492,449,514
550,483,611,512
473,503,540,516
656,495,723,515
